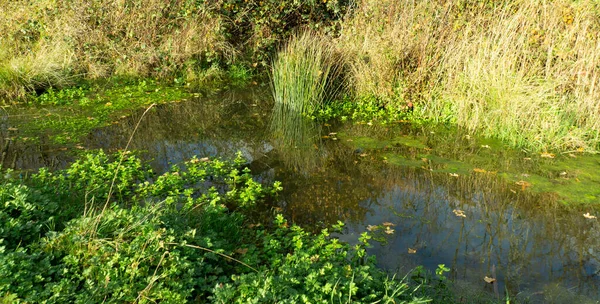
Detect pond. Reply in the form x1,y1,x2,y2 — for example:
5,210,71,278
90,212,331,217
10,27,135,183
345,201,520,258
2,85,600,303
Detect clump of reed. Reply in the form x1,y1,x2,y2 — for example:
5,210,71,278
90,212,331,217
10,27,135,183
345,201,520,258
338,0,600,151
270,31,343,145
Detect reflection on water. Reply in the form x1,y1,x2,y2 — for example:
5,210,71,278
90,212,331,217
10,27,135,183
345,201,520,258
3,86,600,302
270,89,325,174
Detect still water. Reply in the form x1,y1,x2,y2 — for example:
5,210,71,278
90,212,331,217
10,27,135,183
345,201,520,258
2,86,599,303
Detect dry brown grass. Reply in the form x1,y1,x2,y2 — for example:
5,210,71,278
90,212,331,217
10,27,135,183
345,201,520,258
338,0,600,151
0,0,230,102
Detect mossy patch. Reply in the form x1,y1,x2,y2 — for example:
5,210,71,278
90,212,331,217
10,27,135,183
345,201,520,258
6,79,194,147
340,124,600,205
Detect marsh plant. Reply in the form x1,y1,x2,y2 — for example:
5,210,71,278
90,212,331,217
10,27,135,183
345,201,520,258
270,31,344,171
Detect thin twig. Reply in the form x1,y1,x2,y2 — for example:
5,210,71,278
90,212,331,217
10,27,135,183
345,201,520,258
166,242,258,273
90,103,156,239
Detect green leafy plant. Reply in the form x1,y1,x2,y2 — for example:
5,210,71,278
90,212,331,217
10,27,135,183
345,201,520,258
0,152,432,303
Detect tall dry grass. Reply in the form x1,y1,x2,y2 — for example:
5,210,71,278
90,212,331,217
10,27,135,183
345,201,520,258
338,0,600,151
0,0,230,102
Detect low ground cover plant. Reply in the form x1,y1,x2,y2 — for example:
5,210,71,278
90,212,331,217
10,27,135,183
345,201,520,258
0,151,431,303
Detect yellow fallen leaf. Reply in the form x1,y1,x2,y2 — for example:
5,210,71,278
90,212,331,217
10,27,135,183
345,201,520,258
359,153,368,157
449,173,459,177
481,145,491,149
473,168,486,173
515,180,532,190
367,225,378,231
540,152,555,158
583,212,597,219
484,276,496,284
408,248,417,254
105,102,112,107
453,209,466,218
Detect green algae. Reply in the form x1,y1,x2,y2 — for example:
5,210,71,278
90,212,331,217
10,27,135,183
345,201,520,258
6,79,195,147
340,124,600,205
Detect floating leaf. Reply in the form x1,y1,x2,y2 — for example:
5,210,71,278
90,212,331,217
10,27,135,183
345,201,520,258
382,222,396,227
583,212,597,219
484,276,496,284
366,225,378,231
384,227,395,234
408,248,417,254
452,209,466,218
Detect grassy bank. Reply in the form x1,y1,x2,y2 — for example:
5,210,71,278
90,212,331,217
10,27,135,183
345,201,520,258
0,151,439,303
0,0,347,102
5,0,600,152
335,0,600,152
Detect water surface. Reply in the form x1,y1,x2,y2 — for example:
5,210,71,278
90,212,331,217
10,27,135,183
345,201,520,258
2,86,600,303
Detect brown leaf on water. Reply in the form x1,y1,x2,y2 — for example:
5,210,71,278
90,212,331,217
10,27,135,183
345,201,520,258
452,209,466,218
484,276,496,284
408,248,417,254
367,225,378,231
473,168,486,173
382,222,396,227
583,212,597,219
